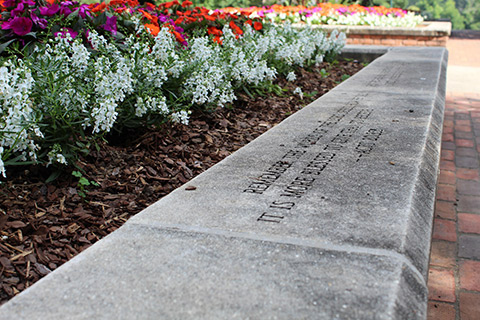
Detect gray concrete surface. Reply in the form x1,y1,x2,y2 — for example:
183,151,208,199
0,47,448,319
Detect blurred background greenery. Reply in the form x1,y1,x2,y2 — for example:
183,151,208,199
78,0,480,30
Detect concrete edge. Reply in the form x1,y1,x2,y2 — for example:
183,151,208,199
0,47,447,319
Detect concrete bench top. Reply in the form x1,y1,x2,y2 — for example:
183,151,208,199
0,46,447,319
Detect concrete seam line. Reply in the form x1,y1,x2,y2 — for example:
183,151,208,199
127,219,426,286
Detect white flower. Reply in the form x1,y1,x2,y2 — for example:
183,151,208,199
294,87,304,99
171,110,190,125
46,144,67,166
0,147,5,178
286,71,296,82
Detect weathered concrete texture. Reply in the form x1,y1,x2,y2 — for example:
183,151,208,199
0,224,426,320
0,47,447,319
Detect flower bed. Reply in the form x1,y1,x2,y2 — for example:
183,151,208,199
219,4,451,47
0,46,364,307
219,3,424,28
0,0,346,179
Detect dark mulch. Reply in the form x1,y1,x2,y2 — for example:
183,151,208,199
0,60,364,305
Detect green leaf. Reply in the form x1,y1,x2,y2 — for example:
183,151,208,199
79,177,90,186
242,85,254,99
66,9,80,21
0,39,16,55
46,170,62,183
72,170,82,178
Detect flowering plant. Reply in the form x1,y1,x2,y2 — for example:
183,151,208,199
0,1,346,179
219,3,424,28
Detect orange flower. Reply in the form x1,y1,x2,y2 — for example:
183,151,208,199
139,9,154,21
253,21,262,31
172,30,185,42
145,23,159,36
46,0,55,5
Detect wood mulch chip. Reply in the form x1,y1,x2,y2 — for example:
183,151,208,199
0,60,364,304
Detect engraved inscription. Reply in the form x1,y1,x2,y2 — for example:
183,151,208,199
242,94,380,223
367,64,405,87
281,176,316,198
243,161,293,194
269,201,295,210
355,129,384,162
301,152,336,175
257,212,284,223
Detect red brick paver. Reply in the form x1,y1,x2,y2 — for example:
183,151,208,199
459,292,480,320
428,301,456,320
460,260,480,291
428,33,480,320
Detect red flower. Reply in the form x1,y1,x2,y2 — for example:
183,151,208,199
127,0,139,7
213,35,222,45
181,0,192,8
229,20,243,35
203,14,216,21
91,2,106,13
174,17,185,24
253,21,263,31
162,1,179,9
207,26,222,36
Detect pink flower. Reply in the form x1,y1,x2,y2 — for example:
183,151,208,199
1,16,33,36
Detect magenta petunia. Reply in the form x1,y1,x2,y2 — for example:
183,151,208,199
39,4,60,17
77,4,92,19
2,17,33,36
103,16,117,35
31,13,48,29
11,3,25,17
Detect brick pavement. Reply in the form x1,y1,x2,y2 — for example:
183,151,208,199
427,31,480,320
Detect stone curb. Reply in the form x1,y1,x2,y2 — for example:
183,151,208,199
0,46,448,320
